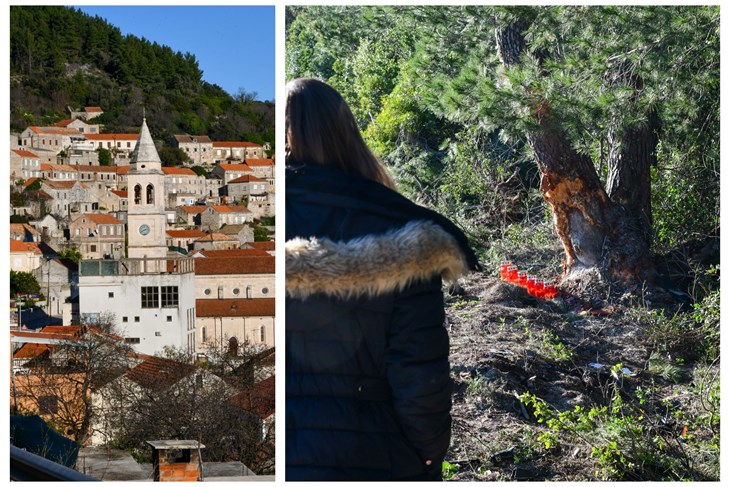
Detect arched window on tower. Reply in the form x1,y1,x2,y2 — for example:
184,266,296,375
134,184,142,204
146,184,155,205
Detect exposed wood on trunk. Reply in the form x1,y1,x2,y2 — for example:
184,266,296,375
495,18,656,286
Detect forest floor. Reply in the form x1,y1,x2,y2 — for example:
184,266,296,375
442,256,720,481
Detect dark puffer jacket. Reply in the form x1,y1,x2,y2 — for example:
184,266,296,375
286,164,479,481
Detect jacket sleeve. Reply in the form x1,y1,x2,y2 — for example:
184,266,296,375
385,276,452,472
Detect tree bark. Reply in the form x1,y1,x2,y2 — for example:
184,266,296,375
496,20,655,285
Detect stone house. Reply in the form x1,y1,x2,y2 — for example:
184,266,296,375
173,135,213,166
68,213,125,260
20,126,86,154
175,205,207,227
211,163,253,184
217,224,255,246
244,158,275,180
10,149,42,182
194,255,274,301
98,189,128,213
211,141,264,164
195,298,275,353
75,166,120,190
84,133,139,165
225,174,267,204
200,205,253,231
41,163,79,181
163,167,206,208
68,106,104,121
191,233,241,251
53,118,101,135
41,180,97,219
166,229,207,252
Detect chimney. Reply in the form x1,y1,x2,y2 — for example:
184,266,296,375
146,440,205,482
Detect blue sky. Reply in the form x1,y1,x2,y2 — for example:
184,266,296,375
76,6,276,102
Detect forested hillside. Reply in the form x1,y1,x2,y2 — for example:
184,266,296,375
286,6,720,481
10,6,274,148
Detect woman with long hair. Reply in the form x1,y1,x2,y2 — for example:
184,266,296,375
285,78,480,481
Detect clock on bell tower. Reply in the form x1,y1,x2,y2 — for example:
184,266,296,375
127,118,168,259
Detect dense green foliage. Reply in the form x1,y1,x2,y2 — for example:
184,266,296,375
286,6,719,255
10,271,41,297
10,6,274,151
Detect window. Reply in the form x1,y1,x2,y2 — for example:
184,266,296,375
246,286,252,299
262,287,269,295
125,337,140,344
166,316,172,322
161,286,179,307
228,337,239,356
155,331,162,336
146,184,155,205
108,292,114,298
134,184,142,204
260,326,266,343
202,327,207,342
141,286,159,308
233,288,240,296
134,316,140,322
122,316,128,323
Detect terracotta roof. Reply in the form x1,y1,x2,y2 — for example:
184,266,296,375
10,240,43,253
212,141,261,148
228,375,275,419
85,133,139,141
194,256,274,275
11,149,39,158
42,163,77,172
167,229,207,238
43,180,88,190
200,248,269,258
195,298,275,318
10,223,40,236
162,167,197,176
110,189,128,198
126,355,196,389
116,166,131,175
228,175,265,184
85,106,103,112
177,205,207,214
249,241,275,251
245,158,274,167
76,213,124,225
211,205,250,213
53,119,75,127
14,342,51,359
194,233,238,242
217,224,250,235
218,163,252,172
23,178,41,187
29,126,83,135
174,135,212,143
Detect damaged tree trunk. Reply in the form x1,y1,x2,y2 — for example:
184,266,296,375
496,20,656,286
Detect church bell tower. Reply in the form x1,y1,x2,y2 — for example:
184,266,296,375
127,118,168,258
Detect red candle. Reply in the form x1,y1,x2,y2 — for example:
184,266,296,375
544,281,557,299
534,278,545,298
507,265,519,283
517,271,528,287
500,261,511,280
526,275,536,295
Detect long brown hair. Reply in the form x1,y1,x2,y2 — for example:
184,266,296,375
285,77,395,189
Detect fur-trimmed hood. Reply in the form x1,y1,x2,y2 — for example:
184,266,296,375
286,220,472,299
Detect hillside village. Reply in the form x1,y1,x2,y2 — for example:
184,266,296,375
10,105,276,477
